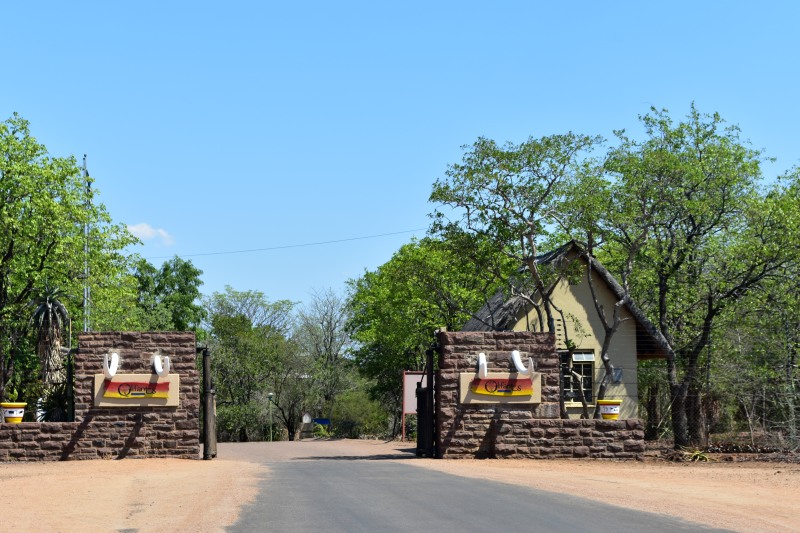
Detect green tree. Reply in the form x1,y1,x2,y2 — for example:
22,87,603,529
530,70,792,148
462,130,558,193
206,286,294,441
429,133,614,418
330,385,390,438
132,256,206,331
699,171,800,448
347,238,504,428
269,339,314,441
295,288,354,419
429,133,602,332
0,113,136,401
602,106,800,446
29,286,69,387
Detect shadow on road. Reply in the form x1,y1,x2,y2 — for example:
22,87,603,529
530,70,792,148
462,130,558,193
296,449,418,461
217,439,419,463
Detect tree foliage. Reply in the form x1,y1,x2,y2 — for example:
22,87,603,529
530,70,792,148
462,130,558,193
29,285,69,387
295,288,354,419
418,105,800,445
347,238,506,425
0,113,136,402
600,106,800,446
205,286,296,441
132,256,205,331
430,133,602,331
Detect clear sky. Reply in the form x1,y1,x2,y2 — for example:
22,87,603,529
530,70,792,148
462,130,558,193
4,2,799,306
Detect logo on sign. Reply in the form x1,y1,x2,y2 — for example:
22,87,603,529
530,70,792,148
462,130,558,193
469,377,533,397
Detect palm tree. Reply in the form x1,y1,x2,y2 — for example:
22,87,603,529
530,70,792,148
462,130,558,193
30,286,70,387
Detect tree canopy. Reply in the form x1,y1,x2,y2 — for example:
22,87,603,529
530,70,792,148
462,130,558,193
0,113,137,402
348,104,800,447
347,237,508,419
132,256,206,331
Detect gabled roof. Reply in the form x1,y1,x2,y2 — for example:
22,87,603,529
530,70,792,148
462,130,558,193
461,241,670,359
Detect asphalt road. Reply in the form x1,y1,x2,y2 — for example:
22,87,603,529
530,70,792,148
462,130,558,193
227,447,729,533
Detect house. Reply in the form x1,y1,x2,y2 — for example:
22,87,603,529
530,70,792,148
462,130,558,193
461,241,668,419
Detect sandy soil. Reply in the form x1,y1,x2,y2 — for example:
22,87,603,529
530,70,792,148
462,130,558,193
2,440,799,532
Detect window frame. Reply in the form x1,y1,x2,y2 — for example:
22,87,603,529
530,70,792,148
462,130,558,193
559,350,595,404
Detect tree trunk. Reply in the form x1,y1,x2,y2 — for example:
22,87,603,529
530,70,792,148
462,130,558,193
670,381,689,448
644,384,660,441
592,330,617,419
686,385,706,445
569,367,590,419
593,375,610,420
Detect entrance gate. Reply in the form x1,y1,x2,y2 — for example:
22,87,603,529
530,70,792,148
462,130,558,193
416,345,436,457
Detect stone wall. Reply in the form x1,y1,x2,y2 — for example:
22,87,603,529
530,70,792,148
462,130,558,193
436,331,644,459
0,332,200,461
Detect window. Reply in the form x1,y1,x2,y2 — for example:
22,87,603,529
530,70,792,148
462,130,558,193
560,351,595,403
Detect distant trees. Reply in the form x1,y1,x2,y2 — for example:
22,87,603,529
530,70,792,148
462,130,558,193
295,288,353,421
132,256,206,331
205,286,295,441
206,286,383,441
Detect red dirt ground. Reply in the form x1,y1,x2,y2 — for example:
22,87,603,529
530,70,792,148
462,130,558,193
1,440,798,532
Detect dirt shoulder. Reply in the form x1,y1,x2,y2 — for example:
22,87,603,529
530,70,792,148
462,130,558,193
409,454,800,533
1,440,798,532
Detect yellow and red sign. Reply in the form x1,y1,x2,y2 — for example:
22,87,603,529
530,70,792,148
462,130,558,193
469,377,533,397
103,379,170,399
93,374,180,407
459,372,542,404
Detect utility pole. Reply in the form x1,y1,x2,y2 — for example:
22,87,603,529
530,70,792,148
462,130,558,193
268,392,274,441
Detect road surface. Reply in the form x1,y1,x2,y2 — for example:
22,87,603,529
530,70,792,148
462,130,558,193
226,442,727,533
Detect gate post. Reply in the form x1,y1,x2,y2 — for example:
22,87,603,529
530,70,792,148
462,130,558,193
201,346,217,460
416,343,437,457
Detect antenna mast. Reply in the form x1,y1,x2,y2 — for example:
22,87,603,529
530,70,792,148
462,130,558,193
83,154,91,332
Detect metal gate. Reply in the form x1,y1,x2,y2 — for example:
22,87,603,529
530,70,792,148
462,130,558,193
416,345,436,457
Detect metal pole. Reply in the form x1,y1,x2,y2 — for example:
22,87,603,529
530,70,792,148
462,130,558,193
268,393,274,441
202,347,217,459
83,155,91,332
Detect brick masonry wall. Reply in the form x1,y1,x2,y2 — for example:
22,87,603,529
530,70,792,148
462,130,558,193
436,331,644,459
0,332,200,461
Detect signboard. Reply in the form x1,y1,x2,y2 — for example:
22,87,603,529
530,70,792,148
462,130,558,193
459,372,542,404
103,379,170,399
402,371,428,415
93,374,180,407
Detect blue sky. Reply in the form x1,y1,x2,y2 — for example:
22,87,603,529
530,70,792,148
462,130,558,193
4,2,799,306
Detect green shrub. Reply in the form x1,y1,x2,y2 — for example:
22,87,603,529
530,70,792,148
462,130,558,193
331,389,389,439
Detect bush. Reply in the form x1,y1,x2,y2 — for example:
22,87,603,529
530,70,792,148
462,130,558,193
216,402,266,442
331,389,389,439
